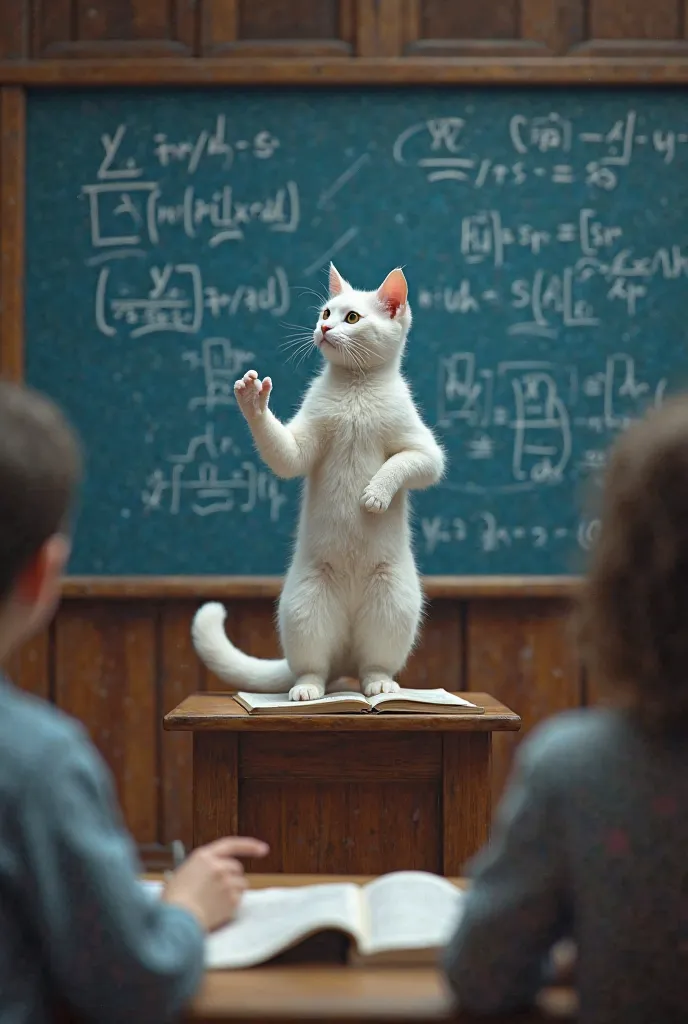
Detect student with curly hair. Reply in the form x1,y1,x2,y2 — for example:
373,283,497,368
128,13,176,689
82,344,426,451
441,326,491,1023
443,396,688,1024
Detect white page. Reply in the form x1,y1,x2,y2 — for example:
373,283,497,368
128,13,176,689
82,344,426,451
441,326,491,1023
205,884,364,968
138,879,364,968
140,879,164,899
236,690,368,711
360,871,464,956
368,688,476,710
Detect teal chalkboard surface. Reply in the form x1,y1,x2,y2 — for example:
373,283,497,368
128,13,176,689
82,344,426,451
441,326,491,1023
24,88,688,575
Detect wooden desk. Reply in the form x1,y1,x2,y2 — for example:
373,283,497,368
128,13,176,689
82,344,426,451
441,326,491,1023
191,966,576,1023
187,875,575,1024
165,693,520,876
59,875,573,1023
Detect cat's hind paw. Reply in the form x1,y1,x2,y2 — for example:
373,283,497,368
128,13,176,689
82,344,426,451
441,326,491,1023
361,481,391,514
362,677,400,697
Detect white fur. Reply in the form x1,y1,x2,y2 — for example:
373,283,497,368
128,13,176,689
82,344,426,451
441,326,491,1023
192,265,445,701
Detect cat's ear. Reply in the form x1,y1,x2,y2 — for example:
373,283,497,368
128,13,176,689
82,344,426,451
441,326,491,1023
377,268,408,318
328,262,349,297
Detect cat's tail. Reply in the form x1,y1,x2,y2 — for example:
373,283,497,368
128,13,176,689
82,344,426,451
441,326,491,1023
191,602,294,692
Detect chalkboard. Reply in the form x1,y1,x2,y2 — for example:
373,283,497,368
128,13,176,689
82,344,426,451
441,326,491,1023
24,87,688,576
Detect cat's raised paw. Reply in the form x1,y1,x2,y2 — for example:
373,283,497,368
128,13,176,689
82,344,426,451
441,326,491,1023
363,677,400,697
234,370,272,420
361,481,391,514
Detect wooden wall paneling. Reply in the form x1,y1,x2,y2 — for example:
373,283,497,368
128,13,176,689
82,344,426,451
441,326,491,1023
2,627,52,700
160,601,206,849
465,599,582,801
228,597,281,656
0,87,25,382
0,1,29,58
202,0,353,56
54,601,159,844
399,599,464,689
31,0,195,58
404,0,580,56
575,0,688,54
355,0,413,56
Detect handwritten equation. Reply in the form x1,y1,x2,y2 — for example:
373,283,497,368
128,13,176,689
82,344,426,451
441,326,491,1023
94,263,289,338
437,354,666,490
420,513,601,555
142,423,286,521
394,111,685,190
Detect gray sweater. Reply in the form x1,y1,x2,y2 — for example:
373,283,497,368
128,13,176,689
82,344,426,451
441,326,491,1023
443,707,688,1024
0,676,204,1023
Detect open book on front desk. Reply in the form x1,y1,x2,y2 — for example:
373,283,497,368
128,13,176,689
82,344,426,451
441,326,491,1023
233,687,483,715
142,871,463,968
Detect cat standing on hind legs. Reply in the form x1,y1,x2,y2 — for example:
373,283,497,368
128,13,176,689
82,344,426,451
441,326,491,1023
192,264,446,701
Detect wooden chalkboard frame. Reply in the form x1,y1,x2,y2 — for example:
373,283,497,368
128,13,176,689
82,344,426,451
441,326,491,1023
2,57,686,598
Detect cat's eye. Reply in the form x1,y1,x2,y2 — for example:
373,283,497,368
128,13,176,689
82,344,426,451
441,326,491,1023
345,311,360,324
322,308,330,320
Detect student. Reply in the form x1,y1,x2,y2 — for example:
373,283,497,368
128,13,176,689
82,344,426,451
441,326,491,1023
0,381,268,1023
443,396,688,1024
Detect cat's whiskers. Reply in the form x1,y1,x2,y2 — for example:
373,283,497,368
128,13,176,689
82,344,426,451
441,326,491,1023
279,329,317,368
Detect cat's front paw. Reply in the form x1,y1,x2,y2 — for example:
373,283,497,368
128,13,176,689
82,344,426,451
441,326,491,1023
289,681,325,701
361,480,392,514
234,369,272,421
363,677,400,697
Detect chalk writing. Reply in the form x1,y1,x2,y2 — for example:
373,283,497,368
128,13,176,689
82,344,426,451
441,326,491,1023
182,337,255,411
437,353,666,493
393,108,688,191
142,424,286,521
420,511,599,555
82,181,300,248
95,264,290,338
96,119,280,179
43,93,688,574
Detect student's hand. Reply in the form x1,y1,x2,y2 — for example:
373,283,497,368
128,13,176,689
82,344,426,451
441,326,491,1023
162,836,269,932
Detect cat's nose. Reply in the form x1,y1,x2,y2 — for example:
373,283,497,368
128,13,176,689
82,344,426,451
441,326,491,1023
321,324,332,334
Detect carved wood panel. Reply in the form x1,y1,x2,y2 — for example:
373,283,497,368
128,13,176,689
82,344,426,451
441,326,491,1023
31,0,195,57
578,0,688,55
3,0,688,59
405,0,572,56
201,0,354,56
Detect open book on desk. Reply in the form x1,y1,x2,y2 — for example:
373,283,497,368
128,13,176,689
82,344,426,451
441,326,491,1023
142,871,463,969
233,687,483,715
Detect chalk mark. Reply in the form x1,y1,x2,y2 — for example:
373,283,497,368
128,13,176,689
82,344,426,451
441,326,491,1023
303,227,359,277
86,248,147,267
317,154,371,209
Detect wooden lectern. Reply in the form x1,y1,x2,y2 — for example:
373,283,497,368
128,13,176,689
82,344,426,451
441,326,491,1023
164,693,520,876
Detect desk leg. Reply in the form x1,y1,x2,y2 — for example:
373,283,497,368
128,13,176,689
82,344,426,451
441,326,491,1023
442,733,491,875
193,733,238,848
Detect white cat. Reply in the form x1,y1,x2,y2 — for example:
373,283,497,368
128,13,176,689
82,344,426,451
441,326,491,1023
192,264,445,701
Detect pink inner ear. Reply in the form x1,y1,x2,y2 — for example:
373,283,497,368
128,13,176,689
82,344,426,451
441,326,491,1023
329,262,347,297
377,268,408,318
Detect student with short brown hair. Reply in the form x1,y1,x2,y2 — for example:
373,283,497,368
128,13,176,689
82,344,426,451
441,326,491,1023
0,381,268,1023
444,396,688,1023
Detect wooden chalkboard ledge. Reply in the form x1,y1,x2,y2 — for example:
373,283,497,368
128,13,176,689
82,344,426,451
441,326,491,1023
61,576,580,600
3,56,688,87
